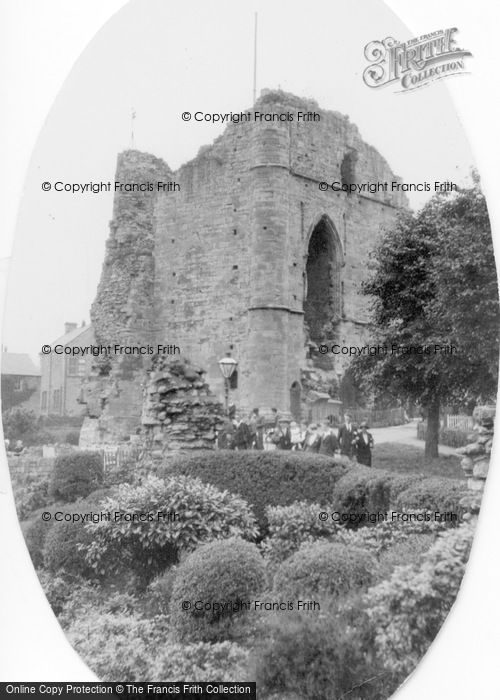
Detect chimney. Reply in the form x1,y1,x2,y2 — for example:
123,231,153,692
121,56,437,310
64,322,78,334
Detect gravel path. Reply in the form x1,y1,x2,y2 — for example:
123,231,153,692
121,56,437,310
370,420,458,457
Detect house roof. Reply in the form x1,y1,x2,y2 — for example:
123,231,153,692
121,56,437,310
52,324,93,346
1,352,40,377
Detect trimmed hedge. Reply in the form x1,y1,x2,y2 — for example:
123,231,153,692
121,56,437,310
384,473,425,504
159,450,350,534
49,451,104,503
395,477,468,520
170,537,266,641
333,467,392,522
333,466,466,526
261,501,338,564
273,542,375,600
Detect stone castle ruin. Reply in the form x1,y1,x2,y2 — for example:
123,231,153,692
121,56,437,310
81,90,407,445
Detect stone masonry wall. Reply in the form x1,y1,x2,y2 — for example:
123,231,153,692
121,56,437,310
153,90,407,413
88,90,409,440
90,150,172,357
141,356,225,458
457,404,495,518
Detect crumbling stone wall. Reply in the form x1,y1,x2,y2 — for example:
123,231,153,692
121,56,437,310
90,150,172,360
87,90,408,440
152,89,407,413
457,404,495,518
141,357,225,458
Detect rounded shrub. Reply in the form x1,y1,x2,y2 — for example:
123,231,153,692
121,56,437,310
158,449,350,535
273,541,375,600
385,473,425,505
49,451,104,503
395,476,467,521
23,490,111,574
260,500,338,565
170,537,266,641
332,466,393,525
43,511,96,579
85,475,258,586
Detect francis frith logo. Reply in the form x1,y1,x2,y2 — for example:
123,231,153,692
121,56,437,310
363,28,472,92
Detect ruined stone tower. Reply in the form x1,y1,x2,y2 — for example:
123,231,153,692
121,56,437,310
88,89,407,438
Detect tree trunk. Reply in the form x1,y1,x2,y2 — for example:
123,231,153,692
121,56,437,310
425,399,440,461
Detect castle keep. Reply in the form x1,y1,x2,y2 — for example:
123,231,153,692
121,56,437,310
88,90,407,438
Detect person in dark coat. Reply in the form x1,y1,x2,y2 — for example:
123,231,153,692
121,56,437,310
304,424,321,453
338,413,355,457
353,422,374,466
233,417,252,450
319,421,339,455
278,418,292,450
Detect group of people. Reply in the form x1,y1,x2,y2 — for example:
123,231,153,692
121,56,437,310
217,409,374,466
298,412,374,466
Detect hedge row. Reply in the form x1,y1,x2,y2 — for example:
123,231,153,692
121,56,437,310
159,450,350,533
161,451,467,532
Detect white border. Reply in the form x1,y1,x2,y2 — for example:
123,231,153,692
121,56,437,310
1,0,499,693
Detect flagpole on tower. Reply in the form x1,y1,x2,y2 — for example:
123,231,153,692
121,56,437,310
131,107,136,148
253,13,258,104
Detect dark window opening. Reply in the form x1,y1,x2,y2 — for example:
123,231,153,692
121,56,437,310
304,217,341,346
340,150,358,190
229,369,238,390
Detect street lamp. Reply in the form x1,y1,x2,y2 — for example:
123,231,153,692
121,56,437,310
218,354,238,413
336,369,343,401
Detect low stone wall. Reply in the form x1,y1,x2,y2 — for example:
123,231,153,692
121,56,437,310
7,444,78,480
8,455,54,479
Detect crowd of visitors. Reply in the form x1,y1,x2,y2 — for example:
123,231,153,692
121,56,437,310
216,409,374,465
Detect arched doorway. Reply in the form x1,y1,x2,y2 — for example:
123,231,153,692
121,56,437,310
304,216,341,344
290,381,302,421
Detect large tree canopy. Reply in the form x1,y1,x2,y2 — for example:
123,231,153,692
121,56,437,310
350,180,499,459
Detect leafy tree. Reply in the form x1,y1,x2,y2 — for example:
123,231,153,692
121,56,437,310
2,407,37,442
350,181,499,459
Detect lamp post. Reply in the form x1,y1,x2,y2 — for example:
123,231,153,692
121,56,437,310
336,369,343,402
218,354,238,414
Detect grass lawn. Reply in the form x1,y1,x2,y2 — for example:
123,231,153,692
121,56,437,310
372,442,464,480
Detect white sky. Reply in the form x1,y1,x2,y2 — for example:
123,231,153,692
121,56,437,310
0,0,484,360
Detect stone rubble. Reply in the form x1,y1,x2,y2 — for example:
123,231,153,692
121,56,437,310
457,404,495,518
141,356,225,458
